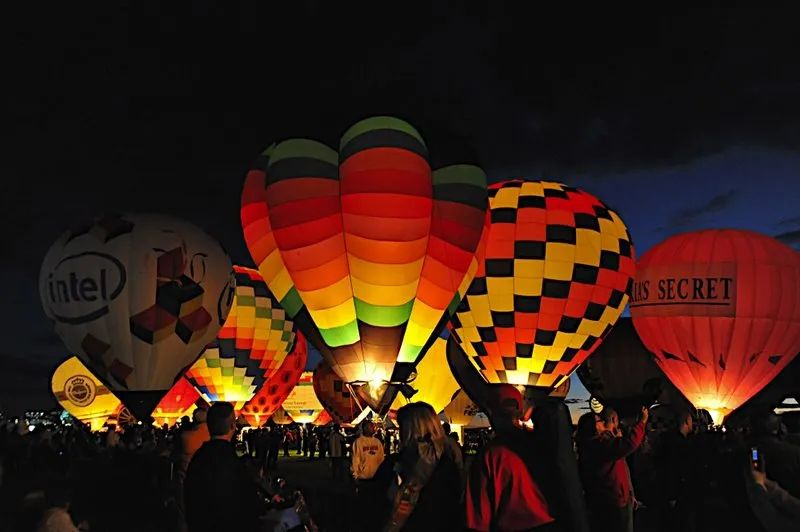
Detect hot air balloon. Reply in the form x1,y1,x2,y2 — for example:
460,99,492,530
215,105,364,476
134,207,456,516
450,180,635,392
390,337,460,414
630,229,800,424
282,371,325,424
51,356,121,431
313,360,369,425
152,377,202,427
39,214,235,420
185,266,297,410
576,318,690,418
240,116,489,412
271,407,294,425
313,410,333,426
443,390,490,443
240,332,307,426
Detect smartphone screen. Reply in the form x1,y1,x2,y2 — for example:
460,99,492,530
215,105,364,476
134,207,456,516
751,447,761,470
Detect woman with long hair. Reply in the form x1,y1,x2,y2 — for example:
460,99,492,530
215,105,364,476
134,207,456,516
373,402,462,531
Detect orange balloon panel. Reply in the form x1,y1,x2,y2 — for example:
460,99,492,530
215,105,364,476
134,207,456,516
630,229,800,421
240,333,308,427
450,180,635,390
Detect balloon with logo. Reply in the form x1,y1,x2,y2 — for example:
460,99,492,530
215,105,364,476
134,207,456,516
184,266,297,410
576,318,690,418
39,214,235,420
52,356,121,431
443,389,480,427
630,229,800,424
282,371,325,424
449,180,635,401
240,332,307,426
152,377,202,427
271,407,294,425
390,337,460,414
241,116,489,413
313,360,368,425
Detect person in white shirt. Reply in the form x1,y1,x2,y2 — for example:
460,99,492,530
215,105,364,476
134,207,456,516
329,424,347,480
350,420,386,530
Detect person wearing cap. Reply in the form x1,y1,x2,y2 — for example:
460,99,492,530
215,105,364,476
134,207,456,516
465,384,558,531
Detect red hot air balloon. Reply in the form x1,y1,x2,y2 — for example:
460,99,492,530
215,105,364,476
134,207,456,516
239,333,307,426
630,229,800,424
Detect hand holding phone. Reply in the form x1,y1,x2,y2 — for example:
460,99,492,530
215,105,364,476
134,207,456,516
751,447,763,472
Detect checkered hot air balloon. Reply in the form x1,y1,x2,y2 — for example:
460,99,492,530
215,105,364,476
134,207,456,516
313,360,367,425
185,266,297,410
449,180,635,391
239,332,307,427
240,116,489,412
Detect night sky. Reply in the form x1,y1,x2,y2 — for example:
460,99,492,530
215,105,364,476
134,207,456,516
4,4,800,414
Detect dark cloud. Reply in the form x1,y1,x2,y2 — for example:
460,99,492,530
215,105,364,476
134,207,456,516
775,229,800,246
667,190,737,228
777,216,800,227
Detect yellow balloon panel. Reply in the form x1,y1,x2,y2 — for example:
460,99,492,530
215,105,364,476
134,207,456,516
282,372,325,424
391,337,459,414
51,356,121,431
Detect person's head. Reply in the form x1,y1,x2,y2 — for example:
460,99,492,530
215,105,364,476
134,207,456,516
396,402,446,456
207,402,236,440
180,415,190,427
442,422,451,435
360,420,375,437
676,410,694,436
782,412,800,434
576,412,598,445
193,408,208,424
595,408,619,435
752,412,782,437
488,384,524,432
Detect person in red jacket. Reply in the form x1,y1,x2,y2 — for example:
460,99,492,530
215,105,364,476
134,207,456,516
576,406,648,532
465,385,558,531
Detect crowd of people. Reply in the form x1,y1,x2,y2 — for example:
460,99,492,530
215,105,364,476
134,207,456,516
0,393,799,531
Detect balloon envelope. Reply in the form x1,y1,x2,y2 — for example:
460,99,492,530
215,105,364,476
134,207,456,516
241,116,489,409
51,356,121,431
450,180,635,391
152,377,201,427
630,229,800,421
576,318,689,416
391,337,459,414
39,214,235,419
282,371,325,424
185,266,298,410
313,360,366,425
239,333,308,426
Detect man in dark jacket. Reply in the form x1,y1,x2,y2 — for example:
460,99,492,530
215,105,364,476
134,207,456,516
752,413,800,498
578,406,647,532
184,402,263,532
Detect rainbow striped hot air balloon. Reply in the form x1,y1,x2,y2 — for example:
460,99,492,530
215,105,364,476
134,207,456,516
185,266,297,410
241,116,489,411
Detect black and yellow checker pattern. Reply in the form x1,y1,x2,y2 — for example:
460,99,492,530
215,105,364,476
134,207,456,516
449,180,635,390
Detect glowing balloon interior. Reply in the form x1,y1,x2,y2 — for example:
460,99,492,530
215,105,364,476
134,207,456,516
241,116,489,405
51,356,121,431
630,229,800,422
450,180,635,390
